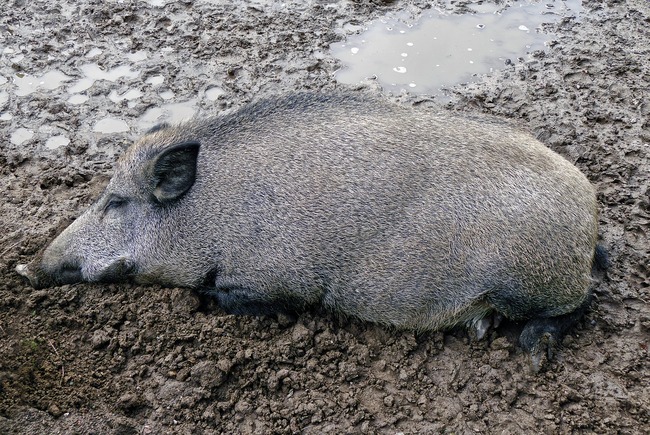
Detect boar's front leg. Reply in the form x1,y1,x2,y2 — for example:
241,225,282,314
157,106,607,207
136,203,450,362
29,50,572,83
207,286,284,316
201,275,308,317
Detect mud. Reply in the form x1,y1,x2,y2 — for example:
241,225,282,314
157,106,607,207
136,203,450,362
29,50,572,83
1,0,648,433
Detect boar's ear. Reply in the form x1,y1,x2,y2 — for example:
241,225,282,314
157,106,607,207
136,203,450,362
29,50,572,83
149,142,200,204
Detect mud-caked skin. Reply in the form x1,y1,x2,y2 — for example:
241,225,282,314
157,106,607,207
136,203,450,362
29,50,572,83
16,92,604,369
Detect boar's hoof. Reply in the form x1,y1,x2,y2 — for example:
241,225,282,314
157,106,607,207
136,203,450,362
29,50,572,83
520,294,593,372
519,321,558,372
471,313,504,341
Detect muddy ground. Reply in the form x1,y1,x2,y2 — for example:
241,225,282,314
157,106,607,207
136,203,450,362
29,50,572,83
0,0,648,433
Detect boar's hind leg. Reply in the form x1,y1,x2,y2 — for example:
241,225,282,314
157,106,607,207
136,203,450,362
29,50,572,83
518,291,593,372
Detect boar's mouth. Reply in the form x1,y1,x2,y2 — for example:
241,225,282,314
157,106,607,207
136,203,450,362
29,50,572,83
57,260,84,285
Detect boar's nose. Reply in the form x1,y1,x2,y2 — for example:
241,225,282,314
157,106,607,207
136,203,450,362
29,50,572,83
16,259,83,289
15,263,41,288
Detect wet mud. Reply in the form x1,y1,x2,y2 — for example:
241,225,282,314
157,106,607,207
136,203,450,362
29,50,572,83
1,0,648,433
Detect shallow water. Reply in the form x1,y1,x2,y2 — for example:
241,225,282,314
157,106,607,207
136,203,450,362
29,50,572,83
3,0,583,155
9,128,34,145
93,117,130,134
138,99,198,132
44,135,71,150
67,63,140,94
13,70,72,97
332,0,583,94
5,50,208,154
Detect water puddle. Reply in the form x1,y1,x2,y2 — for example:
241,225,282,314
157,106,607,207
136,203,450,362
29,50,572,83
159,90,175,100
109,88,143,103
146,75,165,86
68,63,140,94
205,86,225,101
45,135,71,150
13,70,72,97
127,50,148,62
86,47,103,58
10,128,34,145
138,99,198,132
146,0,276,5
332,0,583,94
145,0,170,6
68,94,89,105
93,117,130,134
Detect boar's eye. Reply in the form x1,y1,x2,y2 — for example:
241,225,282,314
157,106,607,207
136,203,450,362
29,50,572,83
103,195,128,213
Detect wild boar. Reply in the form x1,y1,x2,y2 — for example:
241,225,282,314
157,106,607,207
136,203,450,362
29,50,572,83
16,92,605,369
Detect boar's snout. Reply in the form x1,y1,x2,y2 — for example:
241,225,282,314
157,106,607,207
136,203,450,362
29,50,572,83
16,256,136,289
15,259,83,289
15,263,38,287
